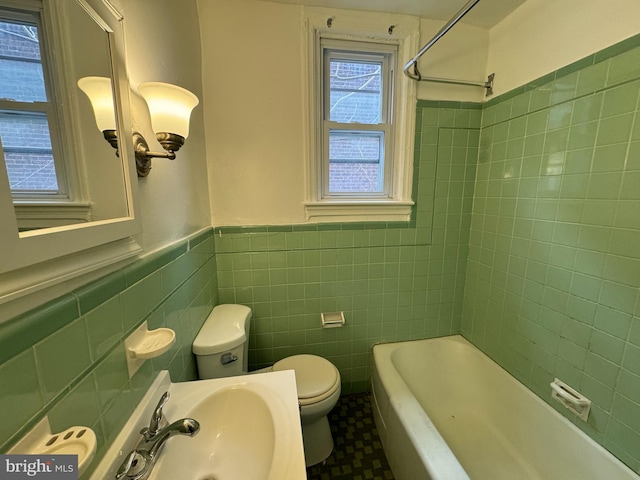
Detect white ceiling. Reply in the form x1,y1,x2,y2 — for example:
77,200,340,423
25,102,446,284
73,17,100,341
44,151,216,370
250,0,529,28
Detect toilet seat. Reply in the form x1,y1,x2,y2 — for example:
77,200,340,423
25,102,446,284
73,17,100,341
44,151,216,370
273,355,341,406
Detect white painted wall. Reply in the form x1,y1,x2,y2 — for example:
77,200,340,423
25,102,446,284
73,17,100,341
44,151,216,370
198,0,489,226
416,19,489,102
111,0,211,252
198,0,307,226
488,0,640,97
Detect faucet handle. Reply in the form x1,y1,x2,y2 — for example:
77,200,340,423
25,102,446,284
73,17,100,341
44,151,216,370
115,451,145,479
141,391,170,440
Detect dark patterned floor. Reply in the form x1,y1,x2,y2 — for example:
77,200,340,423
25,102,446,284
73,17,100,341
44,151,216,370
306,393,395,480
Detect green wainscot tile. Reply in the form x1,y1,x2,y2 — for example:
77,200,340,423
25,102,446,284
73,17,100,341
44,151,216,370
566,295,597,325
74,271,126,315
605,255,640,288
611,394,640,433
0,295,79,365
594,305,632,340
572,93,604,125
93,344,129,410
48,372,100,434
617,369,640,404
120,270,164,332
576,61,609,96
587,173,623,200
0,349,44,448
585,351,620,388
85,296,124,361
620,171,640,200
550,72,578,105
567,122,598,150
622,343,640,377
599,281,638,314
581,200,616,226
34,318,92,402
590,330,626,364
607,47,640,86
548,104,573,130
596,114,634,146
602,81,640,118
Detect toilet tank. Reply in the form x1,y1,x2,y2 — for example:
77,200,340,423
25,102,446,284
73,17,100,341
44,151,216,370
192,304,252,378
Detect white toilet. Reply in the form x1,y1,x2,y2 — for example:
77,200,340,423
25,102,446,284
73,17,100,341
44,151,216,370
192,304,341,467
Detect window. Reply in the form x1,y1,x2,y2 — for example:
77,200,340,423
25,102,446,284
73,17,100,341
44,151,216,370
0,5,66,198
304,10,418,222
323,43,393,197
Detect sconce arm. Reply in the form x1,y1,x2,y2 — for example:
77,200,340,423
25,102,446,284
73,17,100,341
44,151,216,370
134,132,177,177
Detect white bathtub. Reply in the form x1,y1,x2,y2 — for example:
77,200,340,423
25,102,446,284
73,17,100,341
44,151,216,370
371,335,639,480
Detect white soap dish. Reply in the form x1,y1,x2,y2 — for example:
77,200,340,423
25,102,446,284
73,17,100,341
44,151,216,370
129,327,175,359
34,426,97,475
125,321,176,377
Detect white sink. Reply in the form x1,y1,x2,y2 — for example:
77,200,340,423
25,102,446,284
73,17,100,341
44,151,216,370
91,370,306,480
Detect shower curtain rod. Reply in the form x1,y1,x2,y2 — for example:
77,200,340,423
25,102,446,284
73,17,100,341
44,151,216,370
403,0,494,96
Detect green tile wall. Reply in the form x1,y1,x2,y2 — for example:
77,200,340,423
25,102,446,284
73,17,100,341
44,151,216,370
0,228,217,478
462,37,640,473
214,101,480,393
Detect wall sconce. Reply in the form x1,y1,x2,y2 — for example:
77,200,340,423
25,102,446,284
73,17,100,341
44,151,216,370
77,76,118,149
78,77,199,177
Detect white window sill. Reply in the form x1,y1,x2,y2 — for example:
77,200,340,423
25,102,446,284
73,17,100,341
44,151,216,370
304,200,414,223
13,202,92,230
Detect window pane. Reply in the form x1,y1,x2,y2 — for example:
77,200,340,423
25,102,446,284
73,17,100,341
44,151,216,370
0,19,46,102
329,59,381,124
5,151,57,191
329,131,383,193
0,112,58,192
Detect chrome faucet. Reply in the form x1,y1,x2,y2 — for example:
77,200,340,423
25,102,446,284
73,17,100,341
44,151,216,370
141,391,170,441
116,392,200,480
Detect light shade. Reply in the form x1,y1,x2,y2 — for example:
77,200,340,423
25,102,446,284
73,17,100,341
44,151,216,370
77,76,116,132
138,82,199,139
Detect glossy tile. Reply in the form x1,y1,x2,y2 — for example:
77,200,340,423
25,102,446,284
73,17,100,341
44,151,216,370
464,40,640,471
0,349,43,449
34,318,92,403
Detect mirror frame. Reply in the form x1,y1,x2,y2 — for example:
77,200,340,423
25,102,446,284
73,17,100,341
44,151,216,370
0,0,141,304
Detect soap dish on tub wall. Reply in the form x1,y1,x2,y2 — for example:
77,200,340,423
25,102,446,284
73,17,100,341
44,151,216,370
550,378,592,421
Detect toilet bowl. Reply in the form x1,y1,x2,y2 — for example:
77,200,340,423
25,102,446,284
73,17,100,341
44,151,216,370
273,354,341,466
192,304,341,466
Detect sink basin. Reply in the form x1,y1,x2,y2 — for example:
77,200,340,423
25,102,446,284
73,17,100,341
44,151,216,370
151,382,296,480
91,370,306,480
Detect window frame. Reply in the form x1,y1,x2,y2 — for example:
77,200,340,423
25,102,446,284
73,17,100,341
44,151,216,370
303,8,419,223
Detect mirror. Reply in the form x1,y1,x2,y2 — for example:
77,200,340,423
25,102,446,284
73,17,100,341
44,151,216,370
0,0,129,232
0,0,141,302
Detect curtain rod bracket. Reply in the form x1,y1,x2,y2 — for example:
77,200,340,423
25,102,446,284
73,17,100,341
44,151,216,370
403,0,495,96
485,73,494,96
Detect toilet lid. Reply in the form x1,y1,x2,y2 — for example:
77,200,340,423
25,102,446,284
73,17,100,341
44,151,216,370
273,355,339,399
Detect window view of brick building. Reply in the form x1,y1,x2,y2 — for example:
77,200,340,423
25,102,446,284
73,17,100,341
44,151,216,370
0,16,58,192
328,59,384,193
